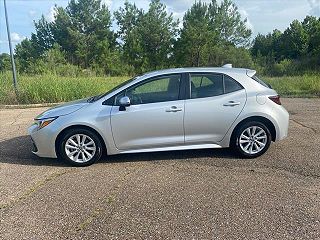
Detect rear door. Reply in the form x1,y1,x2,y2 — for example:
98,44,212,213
184,73,246,144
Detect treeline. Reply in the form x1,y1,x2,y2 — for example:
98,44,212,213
0,0,252,76
252,16,320,76
0,0,320,77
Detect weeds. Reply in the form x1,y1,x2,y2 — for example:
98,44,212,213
0,72,128,104
1,72,319,104
264,75,320,97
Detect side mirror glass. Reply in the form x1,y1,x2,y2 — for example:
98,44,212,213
119,96,131,108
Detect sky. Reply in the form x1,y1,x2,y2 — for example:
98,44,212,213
0,0,320,53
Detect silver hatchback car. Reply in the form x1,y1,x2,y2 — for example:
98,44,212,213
28,67,289,166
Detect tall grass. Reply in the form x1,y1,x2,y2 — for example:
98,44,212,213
264,75,320,97
0,72,128,104
0,72,319,104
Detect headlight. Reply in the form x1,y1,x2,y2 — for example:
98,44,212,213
34,117,58,130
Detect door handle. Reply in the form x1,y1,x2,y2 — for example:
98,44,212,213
166,106,183,112
223,101,241,107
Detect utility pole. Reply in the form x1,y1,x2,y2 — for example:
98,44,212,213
4,0,18,91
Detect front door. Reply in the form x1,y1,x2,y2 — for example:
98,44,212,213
110,74,185,151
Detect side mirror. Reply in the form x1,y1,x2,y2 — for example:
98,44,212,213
119,96,131,111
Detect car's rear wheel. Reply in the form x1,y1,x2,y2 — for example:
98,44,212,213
58,128,103,166
232,121,271,158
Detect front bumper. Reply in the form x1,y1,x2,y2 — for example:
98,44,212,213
28,124,57,158
30,136,38,152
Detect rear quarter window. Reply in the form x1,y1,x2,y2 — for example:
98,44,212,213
252,75,272,88
224,75,244,93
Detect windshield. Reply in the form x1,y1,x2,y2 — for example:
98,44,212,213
88,77,139,102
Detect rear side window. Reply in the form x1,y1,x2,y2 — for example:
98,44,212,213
252,75,271,88
224,75,243,93
190,74,224,99
189,73,244,99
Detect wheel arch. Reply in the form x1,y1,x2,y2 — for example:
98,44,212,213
55,124,107,157
230,116,277,143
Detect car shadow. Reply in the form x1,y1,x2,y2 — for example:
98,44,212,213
101,148,237,164
0,135,68,167
0,135,238,167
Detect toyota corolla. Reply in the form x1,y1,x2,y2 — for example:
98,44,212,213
28,66,289,166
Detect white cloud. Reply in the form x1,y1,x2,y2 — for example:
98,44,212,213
162,0,213,12
101,0,112,8
239,9,254,31
308,0,320,16
28,10,37,18
163,0,253,31
46,6,57,22
163,0,224,28
10,33,26,43
171,10,184,20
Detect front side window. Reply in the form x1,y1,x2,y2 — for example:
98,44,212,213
190,74,224,99
115,74,181,105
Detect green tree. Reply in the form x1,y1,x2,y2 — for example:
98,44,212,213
174,2,215,66
25,43,68,75
302,16,320,57
31,16,55,56
0,53,11,72
174,0,252,67
115,0,178,72
251,16,320,75
208,45,253,68
114,1,144,72
15,39,38,72
209,0,252,47
251,34,271,57
59,0,116,69
50,6,75,64
282,20,309,59
139,0,179,70
251,29,283,70
14,16,54,73
15,0,119,75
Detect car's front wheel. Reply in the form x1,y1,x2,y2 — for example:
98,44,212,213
232,121,271,158
58,128,103,166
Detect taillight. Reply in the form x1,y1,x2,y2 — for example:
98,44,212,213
269,95,281,105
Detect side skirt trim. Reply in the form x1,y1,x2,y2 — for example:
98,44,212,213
118,143,222,154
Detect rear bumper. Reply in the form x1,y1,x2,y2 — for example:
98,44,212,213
274,105,289,141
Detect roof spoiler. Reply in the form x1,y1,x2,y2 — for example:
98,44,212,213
222,64,232,68
246,69,256,77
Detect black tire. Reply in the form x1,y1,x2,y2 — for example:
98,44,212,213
231,121,271,158
57,128,103,166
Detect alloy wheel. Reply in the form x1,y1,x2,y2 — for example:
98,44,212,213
239,126,267,155
65,134,96,163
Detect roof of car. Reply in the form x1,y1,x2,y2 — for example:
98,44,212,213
141,67,256,78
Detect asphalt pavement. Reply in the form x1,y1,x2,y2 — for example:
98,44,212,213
0,98,320,239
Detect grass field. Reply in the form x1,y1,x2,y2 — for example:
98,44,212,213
0,72,128,104
264,75,320,98
0,72,319,104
